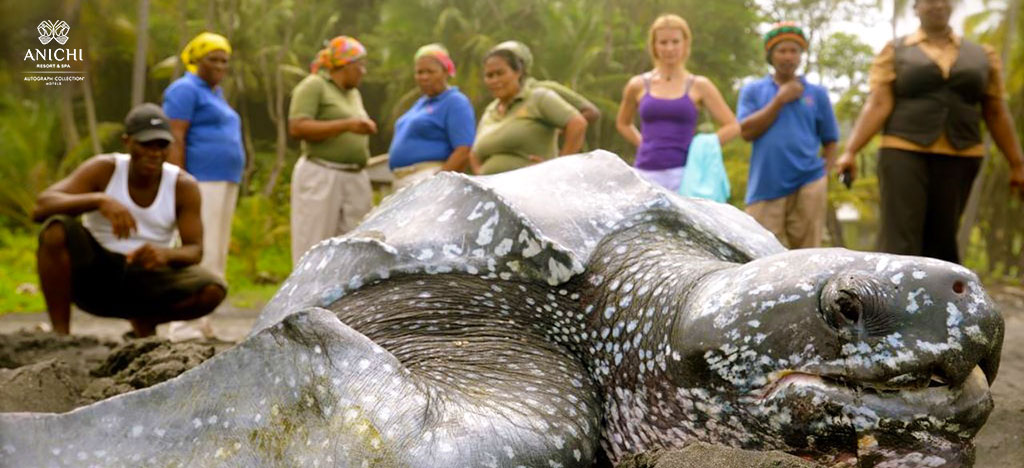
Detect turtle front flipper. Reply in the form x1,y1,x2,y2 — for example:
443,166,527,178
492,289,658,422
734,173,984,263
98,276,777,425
0,305,601,467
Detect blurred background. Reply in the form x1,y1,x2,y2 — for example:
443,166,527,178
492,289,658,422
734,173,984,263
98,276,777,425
0,0,1021,313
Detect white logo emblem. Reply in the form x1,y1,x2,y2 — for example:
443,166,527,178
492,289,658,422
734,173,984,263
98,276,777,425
150,118,163,126
37,20,70,45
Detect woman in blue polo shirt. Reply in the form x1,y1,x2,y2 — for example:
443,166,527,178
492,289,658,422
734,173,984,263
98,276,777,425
162,32,244,339
388,43,475,188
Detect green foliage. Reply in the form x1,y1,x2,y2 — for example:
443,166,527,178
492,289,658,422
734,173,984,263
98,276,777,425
228,194,291,285
0,230,45,314
721,140,751,208
0,94,60,230
817,32,875,123
59,122,126,176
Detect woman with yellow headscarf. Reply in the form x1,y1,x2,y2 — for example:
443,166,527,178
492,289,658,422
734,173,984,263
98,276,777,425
162,31,243,340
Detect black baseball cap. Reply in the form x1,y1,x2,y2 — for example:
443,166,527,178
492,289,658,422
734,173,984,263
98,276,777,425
124,103,175,143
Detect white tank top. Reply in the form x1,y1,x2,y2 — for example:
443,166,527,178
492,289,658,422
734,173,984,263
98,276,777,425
82,153,179,255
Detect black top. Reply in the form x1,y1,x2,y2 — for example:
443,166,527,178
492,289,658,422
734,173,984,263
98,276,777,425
883,37,989,150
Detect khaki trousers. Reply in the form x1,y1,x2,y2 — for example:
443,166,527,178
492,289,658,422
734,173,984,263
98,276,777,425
290,156,373,266
745,175,827,249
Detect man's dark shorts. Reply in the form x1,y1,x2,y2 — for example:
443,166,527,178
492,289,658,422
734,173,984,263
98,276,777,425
41,215,227,319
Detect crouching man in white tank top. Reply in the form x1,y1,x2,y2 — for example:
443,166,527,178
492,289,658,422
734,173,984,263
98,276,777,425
32,103,226,337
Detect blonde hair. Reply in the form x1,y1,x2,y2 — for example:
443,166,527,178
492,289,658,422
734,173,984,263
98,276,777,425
647,14,692,67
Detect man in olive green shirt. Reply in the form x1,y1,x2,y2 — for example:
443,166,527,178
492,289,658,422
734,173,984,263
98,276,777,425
287,36,377,266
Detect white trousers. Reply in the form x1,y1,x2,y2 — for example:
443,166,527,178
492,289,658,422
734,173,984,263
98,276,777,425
197,181,239,279
167,180,237,341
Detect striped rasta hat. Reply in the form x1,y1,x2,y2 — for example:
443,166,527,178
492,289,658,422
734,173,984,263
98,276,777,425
763,21,808,52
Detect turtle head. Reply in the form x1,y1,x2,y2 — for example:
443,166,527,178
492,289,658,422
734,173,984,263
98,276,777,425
670,249,1002,465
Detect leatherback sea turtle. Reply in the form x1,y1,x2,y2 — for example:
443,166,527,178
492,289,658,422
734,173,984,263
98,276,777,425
0,152,1003,467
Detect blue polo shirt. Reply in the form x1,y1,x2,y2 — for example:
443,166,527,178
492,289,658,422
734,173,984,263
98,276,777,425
737,75,839,205
388,87,476,170
162,72,245,183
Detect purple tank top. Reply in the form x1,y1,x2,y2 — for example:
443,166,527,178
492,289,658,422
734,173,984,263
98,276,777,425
634,75,698,170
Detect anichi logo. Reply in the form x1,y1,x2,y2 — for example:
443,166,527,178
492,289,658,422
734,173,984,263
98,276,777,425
23,18,85,85
37,20,71,45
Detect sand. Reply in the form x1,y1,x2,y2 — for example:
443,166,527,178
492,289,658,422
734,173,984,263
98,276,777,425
0,285,1021,467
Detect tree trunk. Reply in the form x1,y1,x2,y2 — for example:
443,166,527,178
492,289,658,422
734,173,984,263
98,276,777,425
83,72,101,154
262,20,293,198
171,0,188,81
57,0,84,157
58,86,80,157
956,0,1019,256
239,75,257,197
825,203,845,248
130,0,150,106
206,0,217,30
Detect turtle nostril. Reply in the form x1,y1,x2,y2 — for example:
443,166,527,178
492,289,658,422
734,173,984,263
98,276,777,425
952,280,966,295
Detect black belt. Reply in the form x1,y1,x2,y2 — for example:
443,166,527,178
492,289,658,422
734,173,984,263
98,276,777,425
307,157,364,172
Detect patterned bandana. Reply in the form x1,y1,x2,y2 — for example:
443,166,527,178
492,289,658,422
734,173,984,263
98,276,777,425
414,43,456,77
763,22,808,52
180,32,232,74
311,36,367,74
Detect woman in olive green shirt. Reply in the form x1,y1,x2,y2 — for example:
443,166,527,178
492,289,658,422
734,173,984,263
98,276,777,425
469,49,588,175
287,36,377,266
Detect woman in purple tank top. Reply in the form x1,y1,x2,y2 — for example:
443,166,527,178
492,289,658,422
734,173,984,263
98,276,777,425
616,14,740,192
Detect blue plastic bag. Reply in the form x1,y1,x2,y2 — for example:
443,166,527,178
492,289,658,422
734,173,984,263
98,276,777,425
679,133,730,203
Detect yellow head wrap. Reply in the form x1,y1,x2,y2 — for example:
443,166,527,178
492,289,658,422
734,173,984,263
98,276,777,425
181,32,232,74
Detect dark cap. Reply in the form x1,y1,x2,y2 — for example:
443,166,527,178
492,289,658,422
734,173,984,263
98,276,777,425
124,103,175,143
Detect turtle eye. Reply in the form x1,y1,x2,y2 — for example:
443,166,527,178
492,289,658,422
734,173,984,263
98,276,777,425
819,273,896,337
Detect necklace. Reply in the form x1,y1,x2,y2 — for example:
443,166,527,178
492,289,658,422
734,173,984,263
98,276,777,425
655,68,684,82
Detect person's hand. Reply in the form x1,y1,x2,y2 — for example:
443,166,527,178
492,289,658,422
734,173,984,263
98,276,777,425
346,118,378,135
1010,163,1024,201
776,80,804,104
835,151,858,184
126,244,168,270
98,196,136,239
528,155,545,164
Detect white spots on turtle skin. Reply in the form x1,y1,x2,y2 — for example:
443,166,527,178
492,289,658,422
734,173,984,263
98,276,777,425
546,258,575,286
912,270,927,280
495,238,514,256
476,212,501,246
348,275,364,290
964,325,988,345
906,288,930,314
416,249,435,261
946,302,964,341
436,208,455,222
519,230,542,258
442,243,462,258
467,200,496,221
890,272,904,285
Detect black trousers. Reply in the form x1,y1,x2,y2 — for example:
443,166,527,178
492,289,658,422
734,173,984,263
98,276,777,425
876,148,981,264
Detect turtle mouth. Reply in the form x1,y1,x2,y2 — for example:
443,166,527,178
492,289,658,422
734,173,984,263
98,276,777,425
760,368,968,399
759,365,991,421
757,366,992,465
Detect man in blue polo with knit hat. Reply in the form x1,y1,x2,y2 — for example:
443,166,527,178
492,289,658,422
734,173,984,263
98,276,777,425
737,22,839,248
